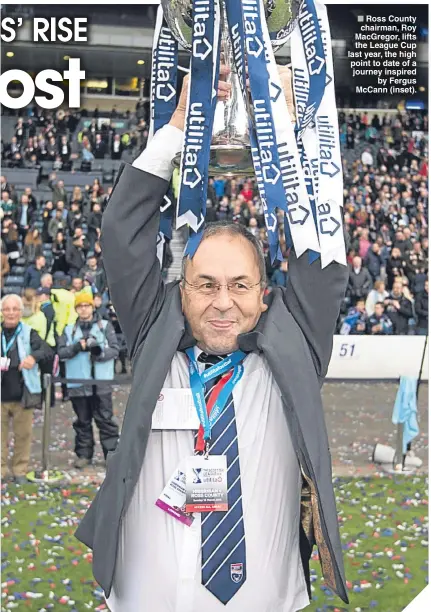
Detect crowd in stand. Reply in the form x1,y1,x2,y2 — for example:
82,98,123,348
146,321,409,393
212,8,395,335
1,106,149,172
1,108,429,346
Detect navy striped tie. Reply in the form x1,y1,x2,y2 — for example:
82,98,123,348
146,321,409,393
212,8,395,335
197,353,246,604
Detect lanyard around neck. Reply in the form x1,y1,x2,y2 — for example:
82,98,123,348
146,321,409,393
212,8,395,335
2,323,22,355
186,348,246,443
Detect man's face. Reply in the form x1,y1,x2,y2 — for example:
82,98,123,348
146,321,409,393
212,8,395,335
1,297,22,328
353,256,361,269
21,195,28,206
356,300,365,313
36,257,46,270
375,304,384,317
2,191,9,202
392,282,402,297
180,234,267,354
76,303,94,321
72,278,83,292
58,181,64,189
41,275,52,289
88,257,97,270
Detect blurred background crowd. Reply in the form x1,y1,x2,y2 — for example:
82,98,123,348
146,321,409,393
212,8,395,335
1,106,428,354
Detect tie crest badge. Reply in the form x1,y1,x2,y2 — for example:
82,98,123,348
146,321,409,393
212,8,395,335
230,563,244,583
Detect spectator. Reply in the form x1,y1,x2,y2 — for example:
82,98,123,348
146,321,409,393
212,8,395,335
361,147,373,166
366,302,394,335
365,280,389,316
1,294,53,483
1,190,15,219
23,228,43,264
93,134,107,159
67,201,86,237
59,135,71,163
24,255,46,290
364,243,383,282
384,280,414,335
340,298,368,335
41,201,54,243
49,174,68,205
57,292,119,469
4,136,21,160
70,276,84,294
50,272,76,336
48,208,67,242
81,142,95,171
36,287,57,348
348,255,373,302
2,220,20,265
81,254,107,296
87,203,103,251
51,231,68,274
52,200,68,221
21,288,47,340
414,279,428,335
386,247,405,289
14,194,34,241
23,187,38,211
111,134,124,160
66,235,86,277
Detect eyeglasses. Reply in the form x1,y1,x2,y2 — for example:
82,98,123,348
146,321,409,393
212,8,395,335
182,278,262,297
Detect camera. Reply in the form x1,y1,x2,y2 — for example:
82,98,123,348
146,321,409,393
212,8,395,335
86,335,102,357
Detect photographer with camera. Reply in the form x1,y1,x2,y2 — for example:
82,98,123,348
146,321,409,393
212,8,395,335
57,293,119,469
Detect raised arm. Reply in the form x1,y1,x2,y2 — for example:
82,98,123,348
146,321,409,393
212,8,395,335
100,72,230,360
284,250,348,380
100,125,183,360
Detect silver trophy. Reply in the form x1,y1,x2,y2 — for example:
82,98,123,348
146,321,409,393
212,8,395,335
161,0,303,175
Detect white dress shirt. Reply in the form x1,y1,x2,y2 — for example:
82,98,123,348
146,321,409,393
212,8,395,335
105,126,310,612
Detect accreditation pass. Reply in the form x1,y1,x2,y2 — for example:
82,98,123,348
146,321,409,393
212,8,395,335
185,455,228,513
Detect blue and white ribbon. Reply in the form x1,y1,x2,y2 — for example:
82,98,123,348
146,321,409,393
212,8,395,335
177,0,221,237
149,6,178,264
224,0,280,261
243,0,320,260
291,0,345,267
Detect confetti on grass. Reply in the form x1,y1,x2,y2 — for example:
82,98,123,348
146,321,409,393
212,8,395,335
1,477,427,610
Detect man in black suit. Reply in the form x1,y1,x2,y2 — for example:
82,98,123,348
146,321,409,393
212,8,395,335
93,134,107,160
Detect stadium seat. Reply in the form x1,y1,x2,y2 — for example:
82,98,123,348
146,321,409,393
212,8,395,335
4,276,24,287
2,286,24,296
10,266,25,275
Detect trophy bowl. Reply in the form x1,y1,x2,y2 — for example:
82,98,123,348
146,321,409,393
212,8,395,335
161,0,303,176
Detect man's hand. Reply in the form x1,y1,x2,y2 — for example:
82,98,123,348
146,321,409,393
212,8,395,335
19,355,36,370
79,339,87,350
169,65,232,131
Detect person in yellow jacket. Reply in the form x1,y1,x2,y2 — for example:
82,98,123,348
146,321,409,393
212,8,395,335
50,272,77,335
21,289,47,340
50,272,79,401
